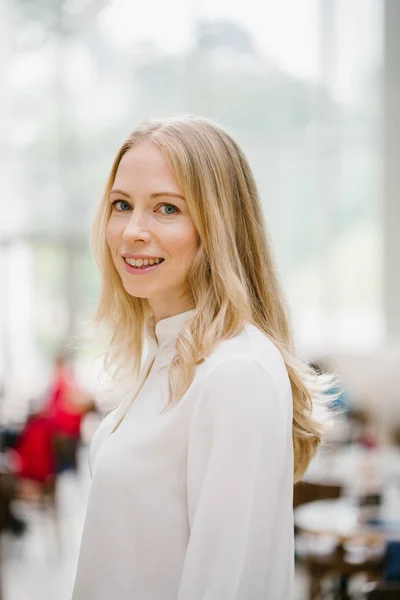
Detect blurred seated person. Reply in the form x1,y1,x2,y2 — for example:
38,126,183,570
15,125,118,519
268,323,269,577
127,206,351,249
309,360,350,413
9,351,94,493
309,360,381,449
309,360,355,446
43,351,94,439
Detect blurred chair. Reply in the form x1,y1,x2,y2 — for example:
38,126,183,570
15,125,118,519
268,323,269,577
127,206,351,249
362,581,400,598
16,475,57,511
0,472,17,600
346,408,371,445
52,433,79,473
389,425,400,447
14,472,60,559
302,543,384,600
294,481,343,598
294,481,342,509
294,482,385,599
13,433,73,553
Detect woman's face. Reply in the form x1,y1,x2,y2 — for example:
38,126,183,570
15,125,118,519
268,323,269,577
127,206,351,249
106,141,199,320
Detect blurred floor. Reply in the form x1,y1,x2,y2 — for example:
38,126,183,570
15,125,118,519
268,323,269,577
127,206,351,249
0,448,307,600
1,449,90,600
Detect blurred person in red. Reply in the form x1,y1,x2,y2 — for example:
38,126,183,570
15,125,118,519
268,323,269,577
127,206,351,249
43,351,93,440
10,351,94,496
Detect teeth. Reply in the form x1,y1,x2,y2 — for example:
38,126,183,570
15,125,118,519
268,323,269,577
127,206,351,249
125,257,163,267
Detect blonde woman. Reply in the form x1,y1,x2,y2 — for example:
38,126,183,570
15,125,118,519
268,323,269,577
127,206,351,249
72,116,329,600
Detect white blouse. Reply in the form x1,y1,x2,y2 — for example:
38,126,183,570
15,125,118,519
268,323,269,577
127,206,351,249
72,310,294,600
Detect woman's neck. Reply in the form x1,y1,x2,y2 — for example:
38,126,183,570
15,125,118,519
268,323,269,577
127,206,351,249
149,298,195,325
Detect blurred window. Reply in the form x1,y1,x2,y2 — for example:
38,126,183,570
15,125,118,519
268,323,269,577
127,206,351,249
0,0,383,380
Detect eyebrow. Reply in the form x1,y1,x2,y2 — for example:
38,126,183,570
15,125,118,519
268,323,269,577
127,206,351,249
151,191,186,201
109,188,130,199
109,189,185,201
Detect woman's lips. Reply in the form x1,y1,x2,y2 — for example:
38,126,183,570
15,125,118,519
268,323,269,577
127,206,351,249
123,257,164,275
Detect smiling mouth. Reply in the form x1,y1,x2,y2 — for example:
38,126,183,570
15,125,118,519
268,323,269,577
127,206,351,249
123,257,165,270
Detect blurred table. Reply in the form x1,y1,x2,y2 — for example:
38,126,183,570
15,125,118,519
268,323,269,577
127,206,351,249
295,498,400,543
297,443,400,600
304,444,400,494
295,498,390,600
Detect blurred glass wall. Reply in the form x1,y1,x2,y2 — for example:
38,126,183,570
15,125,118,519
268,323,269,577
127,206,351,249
0,0,383,398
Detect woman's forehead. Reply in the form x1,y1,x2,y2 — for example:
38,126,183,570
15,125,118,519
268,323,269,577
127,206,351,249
114,142,182,195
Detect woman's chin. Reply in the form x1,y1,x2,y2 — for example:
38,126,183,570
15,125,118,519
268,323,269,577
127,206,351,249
124,288,150,299
120,280,152,299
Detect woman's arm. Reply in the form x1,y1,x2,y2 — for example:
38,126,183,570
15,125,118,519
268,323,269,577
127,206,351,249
178,355,294,600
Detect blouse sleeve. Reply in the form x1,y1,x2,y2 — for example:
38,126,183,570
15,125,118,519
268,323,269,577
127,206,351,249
177,355,294,600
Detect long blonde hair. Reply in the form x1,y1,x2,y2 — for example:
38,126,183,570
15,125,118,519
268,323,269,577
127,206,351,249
92,115,332,482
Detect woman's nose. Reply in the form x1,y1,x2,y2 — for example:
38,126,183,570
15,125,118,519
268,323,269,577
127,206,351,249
121,211,152,243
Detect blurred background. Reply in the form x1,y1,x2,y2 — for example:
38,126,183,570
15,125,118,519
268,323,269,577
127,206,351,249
0,0,399,599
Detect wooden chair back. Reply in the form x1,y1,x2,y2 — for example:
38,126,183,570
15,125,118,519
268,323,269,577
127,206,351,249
293,480,342,509
363,582,400,598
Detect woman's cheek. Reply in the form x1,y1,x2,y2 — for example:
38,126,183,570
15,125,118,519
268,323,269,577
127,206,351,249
106,220,119,250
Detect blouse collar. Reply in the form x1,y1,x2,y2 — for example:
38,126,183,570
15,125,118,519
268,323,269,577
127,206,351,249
145,309,195,351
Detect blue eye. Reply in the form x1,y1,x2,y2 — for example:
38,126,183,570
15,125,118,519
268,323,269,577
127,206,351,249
159,204,178,215
112,200,131,211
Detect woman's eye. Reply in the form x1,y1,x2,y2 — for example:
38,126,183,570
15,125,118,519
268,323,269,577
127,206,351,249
112,200,132,211
158,203,179,215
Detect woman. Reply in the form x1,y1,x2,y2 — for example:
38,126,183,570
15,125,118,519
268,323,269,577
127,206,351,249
72,115,330,600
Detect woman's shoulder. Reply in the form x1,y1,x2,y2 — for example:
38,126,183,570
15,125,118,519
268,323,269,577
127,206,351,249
200,323,291,397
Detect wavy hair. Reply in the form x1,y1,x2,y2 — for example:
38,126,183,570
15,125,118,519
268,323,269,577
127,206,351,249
92,115,333,482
